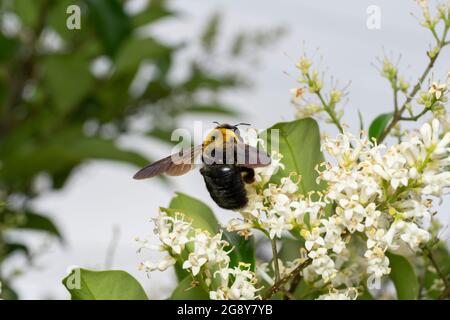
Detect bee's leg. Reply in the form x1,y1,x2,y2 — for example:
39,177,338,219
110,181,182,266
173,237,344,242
240,167,255,184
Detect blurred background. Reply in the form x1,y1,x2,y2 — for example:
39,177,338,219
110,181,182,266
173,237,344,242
0,0,448,299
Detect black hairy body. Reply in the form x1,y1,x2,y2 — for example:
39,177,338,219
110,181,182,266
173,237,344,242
200,165,255,210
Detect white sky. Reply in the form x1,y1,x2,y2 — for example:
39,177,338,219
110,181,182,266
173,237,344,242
5,0,450,299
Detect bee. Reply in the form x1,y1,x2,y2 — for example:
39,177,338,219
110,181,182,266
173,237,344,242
133,123,271,210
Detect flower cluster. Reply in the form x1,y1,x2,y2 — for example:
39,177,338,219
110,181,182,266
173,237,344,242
138,211,259,300
291,54,346,129
231,119,448,296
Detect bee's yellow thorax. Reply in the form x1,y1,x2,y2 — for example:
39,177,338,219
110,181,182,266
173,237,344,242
203,128,239,146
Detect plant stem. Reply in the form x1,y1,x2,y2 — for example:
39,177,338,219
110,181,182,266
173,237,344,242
378,26,449,143
271,238,281,283
399,107,432,121
263,258,312,300
305,73,344,134
424,247,450,299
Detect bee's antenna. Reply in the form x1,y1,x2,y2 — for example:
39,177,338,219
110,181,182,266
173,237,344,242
213,121,220,125
235,122,251,127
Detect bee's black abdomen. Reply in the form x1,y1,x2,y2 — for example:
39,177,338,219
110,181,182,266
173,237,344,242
200,165,249,210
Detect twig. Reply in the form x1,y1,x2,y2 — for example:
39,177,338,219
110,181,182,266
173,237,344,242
424,247,450,300
305,74,344,134
378,25,449,143
439,285,450,300
399,107,432,121
271,239,281,283
263,258,312,300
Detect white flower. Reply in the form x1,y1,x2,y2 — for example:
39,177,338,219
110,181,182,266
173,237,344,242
308,247,337,281
317,288,358,300
183,253,208,276
254,151,285,184
364,246,390,278
210,265,259,300
266,214,292,239
303,228,325,251
153,212,191,255
397,221,430,251
139,255,176,272
280,176,299,194
227,267,259,300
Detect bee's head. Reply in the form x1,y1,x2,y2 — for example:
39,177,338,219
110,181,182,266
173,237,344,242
204,122,250,146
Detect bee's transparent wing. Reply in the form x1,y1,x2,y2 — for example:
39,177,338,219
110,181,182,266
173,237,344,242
133,145,203,179
201,141,271,168
235,142,271,168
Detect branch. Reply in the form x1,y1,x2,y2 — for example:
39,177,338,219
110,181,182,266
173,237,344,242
424,247,450,300
305,73,344,134
263,258,312,300
399,107,432,121
378,25,449,143
271,239,281,282
0,0,49,135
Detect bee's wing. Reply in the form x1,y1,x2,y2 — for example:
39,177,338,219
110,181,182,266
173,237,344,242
133,145,203,179
235,142,271,168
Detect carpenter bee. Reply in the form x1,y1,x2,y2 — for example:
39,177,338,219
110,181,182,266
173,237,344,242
133,123,271,210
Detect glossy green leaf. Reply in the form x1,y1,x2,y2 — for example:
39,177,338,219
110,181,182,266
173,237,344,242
62,268,148,300
368,113,393,142
85,0,132,55
262,118,325,194
387,252,419,300
222,230,256,271
170,276,209,300
168,192,219,234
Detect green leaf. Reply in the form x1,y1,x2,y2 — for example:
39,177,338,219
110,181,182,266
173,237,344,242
368,113,393,142
262,118,325,194
185,104,238,116
278,238,304,262
17,211,62,240
170,276,209,300
201,13,221,52
132,0,175,27
387,252,419,300
0,35,20,62
3,241,30,258
0,281,19,300
168,192,219,234
62,268,148,300
84,0,132,56
13,0,39,28
43,54,94,113
114,37,171,75
222,230,256,271
0,128,151,187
